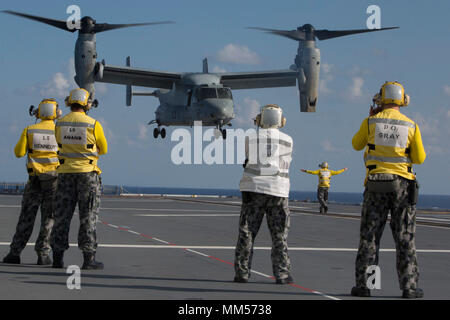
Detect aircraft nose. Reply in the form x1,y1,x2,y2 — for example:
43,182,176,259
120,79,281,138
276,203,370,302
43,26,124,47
205,100,234,120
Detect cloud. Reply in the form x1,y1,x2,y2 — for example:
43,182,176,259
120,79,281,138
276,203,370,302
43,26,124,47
216,44,261,65
412,111,450,155
138,123,149,140
8,120,21,134
443,85,450,96
39,72,71,98
321,140,336,152
234,97,261,127
345,76,365,102
212,66,227,73
319,63,334,95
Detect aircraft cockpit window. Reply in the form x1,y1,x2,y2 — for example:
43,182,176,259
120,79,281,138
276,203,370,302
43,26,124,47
217,88,233,99
198,88,217,100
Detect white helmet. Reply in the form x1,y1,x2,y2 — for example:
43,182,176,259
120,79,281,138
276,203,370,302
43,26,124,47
254,104,286,129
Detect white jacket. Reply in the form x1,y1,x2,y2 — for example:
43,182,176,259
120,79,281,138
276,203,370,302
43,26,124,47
239,128,293,198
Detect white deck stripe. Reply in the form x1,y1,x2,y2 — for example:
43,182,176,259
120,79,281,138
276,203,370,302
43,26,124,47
1,242,448,253
134,214,240,217
102,207,239,212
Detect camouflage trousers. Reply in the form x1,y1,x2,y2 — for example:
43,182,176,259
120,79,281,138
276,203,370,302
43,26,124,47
317,187,329,212
50,172,101,254
234,192,291,280
355,175,419,290
9,175,57,256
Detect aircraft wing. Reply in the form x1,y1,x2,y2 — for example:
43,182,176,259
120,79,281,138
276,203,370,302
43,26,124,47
219,69,299,90
96,64,182,89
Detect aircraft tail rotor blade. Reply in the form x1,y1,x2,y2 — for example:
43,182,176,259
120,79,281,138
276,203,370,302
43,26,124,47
248,27,306,41
94,21,174,33
315,27,399,40
2,10,75,32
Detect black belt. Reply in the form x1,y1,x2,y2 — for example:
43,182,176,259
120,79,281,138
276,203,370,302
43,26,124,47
367,165,412,173
59,159,93,165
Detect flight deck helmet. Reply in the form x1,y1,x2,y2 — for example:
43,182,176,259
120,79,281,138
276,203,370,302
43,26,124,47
373,81,410,107
254,104,287,129
29,99,61,120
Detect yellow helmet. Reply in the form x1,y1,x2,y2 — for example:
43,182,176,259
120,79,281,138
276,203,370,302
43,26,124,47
375,81,410,107
31,99,61,120
254,104,287,129
319,162,328,169
65,88,91,108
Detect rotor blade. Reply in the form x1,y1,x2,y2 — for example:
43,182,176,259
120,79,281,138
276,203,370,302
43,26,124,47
315,26,399,40
2,10,74,32
94,21,174,33
248,27,306,41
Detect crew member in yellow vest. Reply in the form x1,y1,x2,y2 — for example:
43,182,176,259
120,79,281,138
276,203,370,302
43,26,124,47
301,162,348,213
3,99,61,265
50,88,108,270
351,81,426,299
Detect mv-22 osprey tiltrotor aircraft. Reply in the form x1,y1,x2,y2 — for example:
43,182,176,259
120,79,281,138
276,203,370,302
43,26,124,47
3,10,398,139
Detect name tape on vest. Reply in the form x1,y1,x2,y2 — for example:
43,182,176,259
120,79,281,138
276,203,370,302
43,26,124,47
32,133,58,152
60,126,87,145
320,171,331,178
374,123,409,148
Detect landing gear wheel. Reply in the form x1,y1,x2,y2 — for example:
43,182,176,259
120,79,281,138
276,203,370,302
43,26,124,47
153,128,159,139
221,129,227,140
160,128,166,139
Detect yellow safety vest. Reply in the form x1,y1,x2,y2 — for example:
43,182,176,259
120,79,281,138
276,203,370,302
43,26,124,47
365,111,416,180
318,169,331,188
56,112,101,174
25,121,59,175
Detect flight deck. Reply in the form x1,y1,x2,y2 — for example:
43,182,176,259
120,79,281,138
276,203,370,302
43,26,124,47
0,194,449,300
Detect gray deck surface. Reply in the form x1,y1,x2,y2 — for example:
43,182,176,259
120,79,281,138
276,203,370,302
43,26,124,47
0,194,449,300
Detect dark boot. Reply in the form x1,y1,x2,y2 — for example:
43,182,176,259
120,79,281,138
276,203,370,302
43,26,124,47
2,252,20,264
319,206,324,214
276,275,294,284
52,251,64,269
233,276,249,283
37,254,52,266
402,288,424,299
351,286,371,297
81,252,104,270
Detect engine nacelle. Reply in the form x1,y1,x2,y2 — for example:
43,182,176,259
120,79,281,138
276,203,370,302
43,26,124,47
296,42,320,112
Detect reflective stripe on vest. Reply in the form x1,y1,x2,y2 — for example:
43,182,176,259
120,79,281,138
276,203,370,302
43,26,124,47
365,154,412,164
56,122,95,129
244,167,289,178
27,129,56,135
58,152,98,158
368,118,416,129
28,157,59,164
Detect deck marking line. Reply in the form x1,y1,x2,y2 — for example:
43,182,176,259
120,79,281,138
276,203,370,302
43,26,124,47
98,219,341,300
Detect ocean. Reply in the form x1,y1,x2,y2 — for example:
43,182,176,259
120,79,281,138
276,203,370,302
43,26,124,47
104,186,450,210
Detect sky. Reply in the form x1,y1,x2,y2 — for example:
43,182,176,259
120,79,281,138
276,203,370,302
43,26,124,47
0,0,449,196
